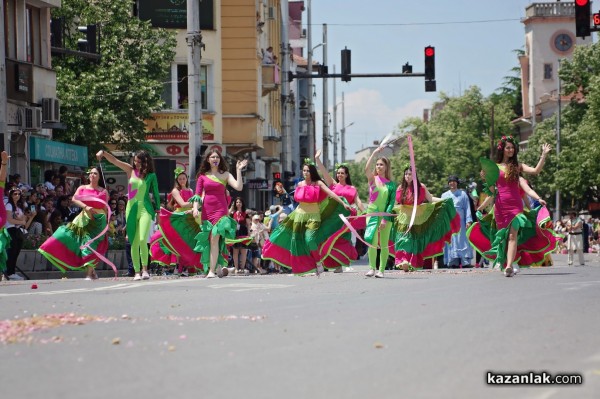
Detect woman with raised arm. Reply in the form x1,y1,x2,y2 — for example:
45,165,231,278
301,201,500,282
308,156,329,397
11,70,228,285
39,167,110,280
262,159,352,275
151,168,201,275
362,147,396,278
315,149,365,272
97,149,160,281
191,150,248,278
467,136,554,277
393,166,461,272
0,151,11,280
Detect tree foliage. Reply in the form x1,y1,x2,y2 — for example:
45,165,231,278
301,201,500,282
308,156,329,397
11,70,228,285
524,41,600,211
52,0,176,152
386,87,516,196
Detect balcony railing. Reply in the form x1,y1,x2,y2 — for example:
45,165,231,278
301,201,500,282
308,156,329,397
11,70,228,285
262,64,280,96
525,2,574,18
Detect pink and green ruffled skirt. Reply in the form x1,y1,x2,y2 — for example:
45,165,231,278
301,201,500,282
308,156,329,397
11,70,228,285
393,199,461,269
467,205,562,268
38,212,108,272
262,199,351,275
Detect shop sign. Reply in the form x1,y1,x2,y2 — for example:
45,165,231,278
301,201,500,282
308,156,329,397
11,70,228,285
30,137,88,167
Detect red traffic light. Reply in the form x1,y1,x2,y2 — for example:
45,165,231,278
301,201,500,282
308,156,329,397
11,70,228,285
425,47,435,57
575,0,588,6
273,172,281,180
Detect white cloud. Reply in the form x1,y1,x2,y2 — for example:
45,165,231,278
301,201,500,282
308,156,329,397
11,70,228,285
316,89,432,160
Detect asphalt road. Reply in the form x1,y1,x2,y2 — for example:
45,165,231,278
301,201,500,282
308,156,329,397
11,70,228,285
1,254,599,399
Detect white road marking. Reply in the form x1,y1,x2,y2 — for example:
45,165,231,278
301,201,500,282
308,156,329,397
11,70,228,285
208,283,293,292
0,279,293,297
558,280,600,291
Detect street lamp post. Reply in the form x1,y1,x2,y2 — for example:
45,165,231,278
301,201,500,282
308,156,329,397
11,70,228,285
321,23,329,169
340,121,354,163
306,0,314,158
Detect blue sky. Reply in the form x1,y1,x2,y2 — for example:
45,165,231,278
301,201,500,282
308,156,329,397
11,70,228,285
307,0,541,160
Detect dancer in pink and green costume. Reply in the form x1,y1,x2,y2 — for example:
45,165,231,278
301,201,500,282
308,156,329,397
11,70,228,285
97,150,160,281
314,150,365,271
192,150,248,278
0,151,11,279
151,168,200,274
39,167,109,280
467,137,554,277
393,166,461,272
262,159,352,275
362,147,396,278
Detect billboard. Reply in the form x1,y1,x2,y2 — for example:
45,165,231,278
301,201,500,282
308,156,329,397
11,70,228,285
137,0,214,30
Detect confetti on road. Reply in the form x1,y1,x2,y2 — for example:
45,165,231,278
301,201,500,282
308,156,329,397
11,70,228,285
0,313,116,344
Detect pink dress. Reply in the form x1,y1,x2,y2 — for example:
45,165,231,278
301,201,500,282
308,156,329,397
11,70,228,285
263,183,351,274
152,187,198,271
39,188,109,272
494,168,522,229
319,184,359,269
196,175,229,224
467,166,562,267
393,185,461,268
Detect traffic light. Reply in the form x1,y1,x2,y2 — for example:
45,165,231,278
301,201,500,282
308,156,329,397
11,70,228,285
424,46,436,92
341,47,351,82
424,46,435,80
273,172,281,180
594,12,600,29
50,18,63,48
283,171,295,179
575,0,591,38
77,24,97,53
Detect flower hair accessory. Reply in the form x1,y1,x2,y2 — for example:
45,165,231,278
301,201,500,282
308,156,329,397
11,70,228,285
304,158,316,166
334,162,349,170
497,135,518,151
173,167,185,179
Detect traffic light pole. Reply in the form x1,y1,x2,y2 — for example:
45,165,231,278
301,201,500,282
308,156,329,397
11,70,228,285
187,0,203,184
291,72,426,80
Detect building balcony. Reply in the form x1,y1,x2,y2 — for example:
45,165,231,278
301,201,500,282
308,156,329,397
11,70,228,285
262,64,280,96
525,2,574,18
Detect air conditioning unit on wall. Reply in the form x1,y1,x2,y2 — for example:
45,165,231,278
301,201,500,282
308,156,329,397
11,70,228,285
42,97,60,122
21,107,42,130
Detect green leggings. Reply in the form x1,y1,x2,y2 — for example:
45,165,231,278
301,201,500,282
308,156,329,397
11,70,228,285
130,206,153,273
367,221,392,272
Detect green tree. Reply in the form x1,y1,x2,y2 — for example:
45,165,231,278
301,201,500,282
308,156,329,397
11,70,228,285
524,41,600,211
52,0,176,152
388,87,515,196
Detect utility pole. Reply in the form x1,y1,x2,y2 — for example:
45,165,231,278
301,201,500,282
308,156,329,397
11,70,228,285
306,0,314,158
280,0,292,173
555,59,562,221
321,24,329,168
332,65,338,165
341,91,346,162
187,0,203,183
0,0,8,155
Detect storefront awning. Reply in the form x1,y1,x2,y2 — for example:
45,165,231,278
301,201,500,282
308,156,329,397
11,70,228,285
29,136,89,167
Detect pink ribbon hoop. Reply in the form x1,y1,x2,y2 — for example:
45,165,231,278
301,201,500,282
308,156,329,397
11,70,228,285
75,192,118,277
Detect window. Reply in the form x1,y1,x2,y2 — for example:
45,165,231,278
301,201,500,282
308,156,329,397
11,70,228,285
162,64,209,110
5,0,17,59
543,63,553,80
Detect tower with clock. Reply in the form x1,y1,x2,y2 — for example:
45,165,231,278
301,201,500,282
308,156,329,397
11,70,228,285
516,1,593,144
